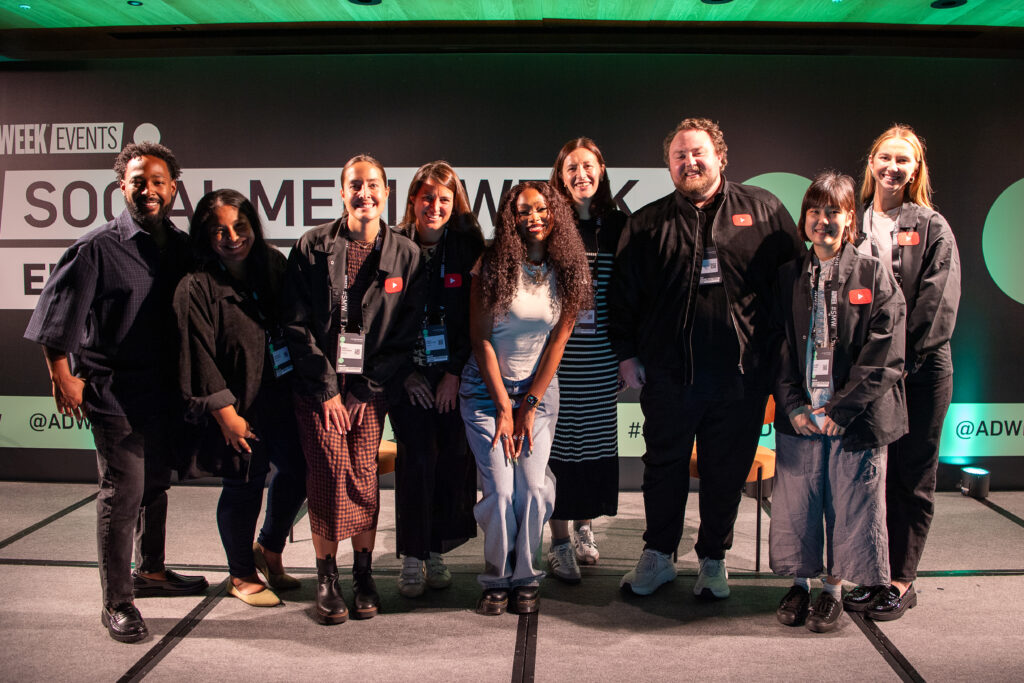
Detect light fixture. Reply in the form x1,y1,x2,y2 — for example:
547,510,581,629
931,0,967,8
701,0,734,4
960,466,990,499
18,3,31,9
349,0,382,5
127,1,143,6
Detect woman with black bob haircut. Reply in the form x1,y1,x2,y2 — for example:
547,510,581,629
543,137,626,583
174,188,307,607
389,161,483,598
461,180,591,616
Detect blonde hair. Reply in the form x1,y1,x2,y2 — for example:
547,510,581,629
860,124,932,209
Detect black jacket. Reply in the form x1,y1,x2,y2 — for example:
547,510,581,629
283,218,425,403
174,249,298,478
396,224,485,381
609,179,802,390
773,244,908,451
864,202,960,378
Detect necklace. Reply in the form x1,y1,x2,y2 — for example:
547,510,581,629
522,259,549,285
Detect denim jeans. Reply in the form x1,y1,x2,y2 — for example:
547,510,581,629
91,413,173,608
460,365,557,589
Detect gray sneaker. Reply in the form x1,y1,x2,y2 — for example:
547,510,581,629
547,541,581,584
573,523,600,565
693,557,730,600
620,549,677,595
397,556,425,598
425,552,452,589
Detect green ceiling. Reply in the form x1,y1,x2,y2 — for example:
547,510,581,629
2,0,1023,30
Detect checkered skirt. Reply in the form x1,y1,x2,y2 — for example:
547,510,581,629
294,384,387,541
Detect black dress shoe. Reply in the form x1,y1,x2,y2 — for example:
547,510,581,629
806,592,843,633
776,585,810,626
476,588,509,616
842,584,887,612
867,584,917,621
102,603,148,643
133,569,209,597
315,555,349,624
510,585,540,614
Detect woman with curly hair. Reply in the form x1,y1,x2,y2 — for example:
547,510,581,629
390,161,483,598
544,137,627,583
461,180,591,616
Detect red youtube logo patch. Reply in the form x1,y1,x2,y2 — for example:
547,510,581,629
385,276,403,293
849,288,872,304
445,273,462,288
897,231,921,246
732,214,753,227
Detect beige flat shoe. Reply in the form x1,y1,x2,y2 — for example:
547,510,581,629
228,584,281,607
253,543,302,590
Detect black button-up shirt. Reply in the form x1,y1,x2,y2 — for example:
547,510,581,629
24,209,192,417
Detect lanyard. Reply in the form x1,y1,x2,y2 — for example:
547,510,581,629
810,254,840,349
422,228,449,319
339,228,384,330
867,205,904,285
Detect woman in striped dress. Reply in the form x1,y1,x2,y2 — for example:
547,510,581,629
545,138,626,583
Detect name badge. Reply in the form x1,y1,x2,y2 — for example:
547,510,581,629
811,347,833,389
422,322,449,365
700,247,722,285
336,333,365,374
574,308,597,335
267,336,293,378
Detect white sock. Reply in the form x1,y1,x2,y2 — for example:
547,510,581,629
823,581,842,599
794,577,811,591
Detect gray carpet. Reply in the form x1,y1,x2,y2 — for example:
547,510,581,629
1,484,1021,681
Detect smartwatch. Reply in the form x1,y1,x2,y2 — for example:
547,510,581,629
525,394,540,408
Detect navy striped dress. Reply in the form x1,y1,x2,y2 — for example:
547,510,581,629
549,211,625,520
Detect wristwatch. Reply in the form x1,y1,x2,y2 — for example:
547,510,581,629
525,394,540,408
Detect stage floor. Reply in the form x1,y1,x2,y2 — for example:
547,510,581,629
1,482,1022,682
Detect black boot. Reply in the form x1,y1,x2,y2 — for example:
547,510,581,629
315,555,348,624
352,549,380,619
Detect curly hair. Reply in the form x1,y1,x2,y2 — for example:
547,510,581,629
662,117,728,170
860,124,933,209
549,137,617,218
478,181,591,318
114,142,181,181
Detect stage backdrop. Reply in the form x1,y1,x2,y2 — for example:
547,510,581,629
2,53,1023,487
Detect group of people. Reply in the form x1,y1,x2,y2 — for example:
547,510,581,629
25,116,958,643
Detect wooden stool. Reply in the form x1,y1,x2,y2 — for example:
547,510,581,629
288,439,399,543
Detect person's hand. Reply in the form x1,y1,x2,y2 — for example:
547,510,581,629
619,357,646,389
404,372,435,409
322,394,350,433
214,408,256,454
789,405,822,436
512,402,537,460
491,399,515,463
51,373,85,419
435,373,460,414
345,393,367,428
812,407,846,436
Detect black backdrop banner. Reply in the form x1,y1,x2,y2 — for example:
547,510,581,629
2,53,1023,483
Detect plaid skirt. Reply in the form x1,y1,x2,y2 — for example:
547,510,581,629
294,387,387,541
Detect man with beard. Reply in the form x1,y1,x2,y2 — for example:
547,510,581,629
26,142,207,643
610,118,801,599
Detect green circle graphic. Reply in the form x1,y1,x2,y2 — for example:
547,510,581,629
983,178,1024,305
742,172,812,225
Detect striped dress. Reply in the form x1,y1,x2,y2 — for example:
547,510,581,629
549,211,625,520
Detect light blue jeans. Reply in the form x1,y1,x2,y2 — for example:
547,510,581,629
460,364,558,589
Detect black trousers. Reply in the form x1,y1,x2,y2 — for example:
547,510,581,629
639,373,766,559
91,412,172,608
886,372,953,583
390,368,477,560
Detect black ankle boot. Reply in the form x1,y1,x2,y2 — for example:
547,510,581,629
315,555,348,624
352,549,380,619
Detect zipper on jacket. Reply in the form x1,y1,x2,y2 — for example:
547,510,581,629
709,212,745,375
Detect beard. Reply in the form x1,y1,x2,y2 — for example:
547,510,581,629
675,169,720,202
126,198,169,229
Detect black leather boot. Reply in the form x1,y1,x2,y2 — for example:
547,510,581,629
352,549,380,619
315,554,348,624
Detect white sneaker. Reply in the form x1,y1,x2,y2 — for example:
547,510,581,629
547,542,582,584
693,557,730,600
397,556,425,598
573,523,600,565
425,552,451,589
620,549,677,595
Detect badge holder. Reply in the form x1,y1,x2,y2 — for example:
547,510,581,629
267,335,294,378
336,333,365,374
574,308,597,335
422,319,450,365
700,246,722,286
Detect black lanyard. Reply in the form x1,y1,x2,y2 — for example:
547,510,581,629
868,205,905,285
339,228,384,330
810,254,840,349
422,228,449,319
